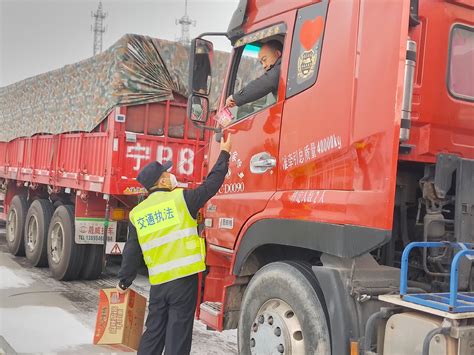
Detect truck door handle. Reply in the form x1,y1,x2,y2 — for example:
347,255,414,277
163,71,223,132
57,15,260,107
250,152,276,174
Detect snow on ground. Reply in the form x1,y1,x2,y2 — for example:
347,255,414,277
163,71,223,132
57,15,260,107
0,229,237,354
192,321,238,355
0,266,35,289
1,306,93,353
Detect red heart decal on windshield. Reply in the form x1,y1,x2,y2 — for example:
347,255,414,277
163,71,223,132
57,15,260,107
299,16,324,51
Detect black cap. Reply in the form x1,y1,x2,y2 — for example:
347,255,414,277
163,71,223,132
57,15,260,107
136,161,172,190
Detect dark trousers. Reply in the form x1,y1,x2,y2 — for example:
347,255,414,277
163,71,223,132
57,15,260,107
138,273,198,355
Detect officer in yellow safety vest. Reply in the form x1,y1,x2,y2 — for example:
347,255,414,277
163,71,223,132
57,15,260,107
117,134,231,355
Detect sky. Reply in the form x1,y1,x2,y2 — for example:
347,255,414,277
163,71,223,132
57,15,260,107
0,0,239,87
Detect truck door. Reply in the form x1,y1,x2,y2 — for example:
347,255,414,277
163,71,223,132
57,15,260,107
204,21,294,250
277,0,411,240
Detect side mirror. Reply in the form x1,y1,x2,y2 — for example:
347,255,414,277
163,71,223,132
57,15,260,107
189,38,213,96
187,95,209,124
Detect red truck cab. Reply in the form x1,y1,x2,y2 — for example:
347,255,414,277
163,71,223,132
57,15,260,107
188,0,473,353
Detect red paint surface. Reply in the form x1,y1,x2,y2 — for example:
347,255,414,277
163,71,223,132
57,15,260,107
0,95,208,206
199,0,474,331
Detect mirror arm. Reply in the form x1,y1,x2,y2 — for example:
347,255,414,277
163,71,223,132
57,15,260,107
191,120,222,133
197,32,229,39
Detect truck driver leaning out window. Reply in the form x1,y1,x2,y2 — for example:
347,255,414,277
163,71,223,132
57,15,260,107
116,133,232,355
226,39,282,108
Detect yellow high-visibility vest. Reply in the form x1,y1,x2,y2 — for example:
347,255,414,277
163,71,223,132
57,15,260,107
129,188,206,285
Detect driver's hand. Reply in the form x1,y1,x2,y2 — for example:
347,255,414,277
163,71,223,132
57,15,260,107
225,95,236,108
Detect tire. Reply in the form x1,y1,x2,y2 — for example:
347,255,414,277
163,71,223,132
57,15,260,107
24,199,53,267
53,200,63,209
238,261,331,355
6,195,28,256
79,244,104,280
47,205,85,280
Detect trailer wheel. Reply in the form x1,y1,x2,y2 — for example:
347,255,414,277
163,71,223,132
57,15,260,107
79,245,104,280
47,205,85,280
238,261,330,355
6,195,28,256
52,200,63,209
24,199,53,267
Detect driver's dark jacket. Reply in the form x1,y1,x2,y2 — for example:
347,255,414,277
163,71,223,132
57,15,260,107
233,57,281,107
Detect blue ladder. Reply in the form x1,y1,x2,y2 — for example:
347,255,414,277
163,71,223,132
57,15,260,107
400,241,474,313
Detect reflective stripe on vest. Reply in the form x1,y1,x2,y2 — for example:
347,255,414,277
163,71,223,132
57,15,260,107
129,188,206,285
140,227,196,252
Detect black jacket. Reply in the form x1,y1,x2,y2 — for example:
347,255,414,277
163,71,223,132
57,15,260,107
233,57,281,107
118,150,230,288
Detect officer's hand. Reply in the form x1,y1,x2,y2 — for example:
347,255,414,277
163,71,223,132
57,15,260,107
116,282,128,294
225,95,236,108
220,133,232,153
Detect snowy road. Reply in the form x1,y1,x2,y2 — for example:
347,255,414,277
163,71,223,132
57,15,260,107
0,227,237,354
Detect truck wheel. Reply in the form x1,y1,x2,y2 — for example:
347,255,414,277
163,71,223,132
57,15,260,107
24,199,54,267
6,195,28,256
238,261,331,355
47,205,85,280
79,245,104,280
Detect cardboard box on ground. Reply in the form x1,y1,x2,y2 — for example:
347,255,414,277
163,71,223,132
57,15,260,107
94,288,147,351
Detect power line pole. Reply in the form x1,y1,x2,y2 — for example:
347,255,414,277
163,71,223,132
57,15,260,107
91,2,107,55
176,0,196,46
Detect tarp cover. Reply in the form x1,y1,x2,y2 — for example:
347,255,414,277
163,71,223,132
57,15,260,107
0,34,230,142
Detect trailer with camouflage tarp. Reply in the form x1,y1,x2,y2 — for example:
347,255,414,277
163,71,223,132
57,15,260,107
0,34,230,281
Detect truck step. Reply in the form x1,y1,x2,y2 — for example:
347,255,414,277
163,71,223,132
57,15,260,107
400,241,474,313
200,301,222,316
199,301,223,330
403,291,474,313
